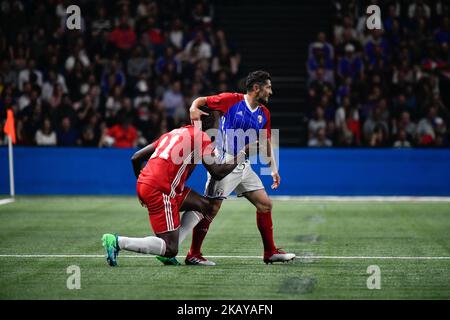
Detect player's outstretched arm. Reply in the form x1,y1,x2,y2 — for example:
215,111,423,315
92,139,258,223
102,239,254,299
189,97,209,121
202,150,246,181
202,142,255,180
131,144,156,179
190,93,241,121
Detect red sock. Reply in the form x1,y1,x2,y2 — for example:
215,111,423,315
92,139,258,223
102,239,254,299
189,217,211,256
256,211,277,254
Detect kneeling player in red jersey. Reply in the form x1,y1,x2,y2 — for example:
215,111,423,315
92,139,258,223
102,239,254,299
101,108,246,266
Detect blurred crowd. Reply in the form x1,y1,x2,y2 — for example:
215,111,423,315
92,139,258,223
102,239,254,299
0,0,241,147
306,0,450,147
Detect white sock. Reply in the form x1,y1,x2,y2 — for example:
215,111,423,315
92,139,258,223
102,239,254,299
118,236,166,255
178,211,204,246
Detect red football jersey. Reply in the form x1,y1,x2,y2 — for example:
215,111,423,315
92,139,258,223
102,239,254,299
137,125,214,196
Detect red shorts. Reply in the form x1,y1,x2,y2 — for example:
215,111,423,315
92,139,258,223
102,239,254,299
136,183,191,234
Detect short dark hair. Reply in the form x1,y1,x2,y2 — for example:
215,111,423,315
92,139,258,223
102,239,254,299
199,105,219,131
245,70,271,91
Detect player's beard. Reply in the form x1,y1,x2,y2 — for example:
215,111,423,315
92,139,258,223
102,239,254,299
257,96,269,104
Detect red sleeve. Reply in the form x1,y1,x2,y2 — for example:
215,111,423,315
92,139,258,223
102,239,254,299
261,105,271,140
205,92,244,113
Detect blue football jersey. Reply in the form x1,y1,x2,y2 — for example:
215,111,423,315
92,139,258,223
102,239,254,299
205,93,271,157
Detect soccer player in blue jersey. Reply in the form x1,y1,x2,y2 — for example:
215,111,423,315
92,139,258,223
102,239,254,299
186,70,296,265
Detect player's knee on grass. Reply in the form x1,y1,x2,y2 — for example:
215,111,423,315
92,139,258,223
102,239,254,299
255,198,273,213
164,241,179,258
157,232,179,257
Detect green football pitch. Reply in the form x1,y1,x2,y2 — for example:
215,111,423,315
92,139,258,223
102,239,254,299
0,196,449,299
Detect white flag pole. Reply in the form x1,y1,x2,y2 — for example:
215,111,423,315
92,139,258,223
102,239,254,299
8,135,15,197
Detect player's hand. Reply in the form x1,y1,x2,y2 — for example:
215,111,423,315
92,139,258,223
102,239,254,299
190,106,209,121
271,171,281,189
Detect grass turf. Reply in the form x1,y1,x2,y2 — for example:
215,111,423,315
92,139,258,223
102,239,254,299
0,196,449,299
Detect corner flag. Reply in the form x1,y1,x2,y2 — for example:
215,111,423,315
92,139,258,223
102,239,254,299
3,108,15,196
3,109,16,144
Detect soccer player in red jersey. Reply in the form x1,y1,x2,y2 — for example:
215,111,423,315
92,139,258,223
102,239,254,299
102,108,247,266
187,70,295,265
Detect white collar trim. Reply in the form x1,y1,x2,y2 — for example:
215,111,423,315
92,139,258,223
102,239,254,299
244,94,260,113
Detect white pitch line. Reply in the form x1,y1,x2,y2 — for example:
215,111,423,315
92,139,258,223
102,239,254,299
0,198,15,206
302,256,450,260
0,254,449,260
267,196,450,202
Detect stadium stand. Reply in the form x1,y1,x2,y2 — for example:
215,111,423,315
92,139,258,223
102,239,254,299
0,0,241,148
0,0,449,148
306,0,450,147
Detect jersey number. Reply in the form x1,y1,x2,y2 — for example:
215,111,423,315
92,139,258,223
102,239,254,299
150,135,180,160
